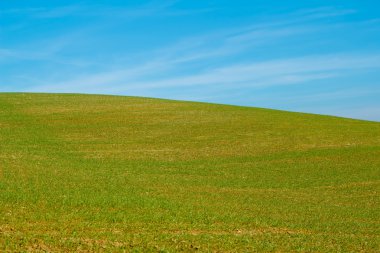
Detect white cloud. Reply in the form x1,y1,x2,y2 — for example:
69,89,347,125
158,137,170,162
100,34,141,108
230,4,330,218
28,53,380,94
118,53,380,89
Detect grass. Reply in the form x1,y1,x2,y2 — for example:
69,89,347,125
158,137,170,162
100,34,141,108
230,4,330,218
0,92,379,252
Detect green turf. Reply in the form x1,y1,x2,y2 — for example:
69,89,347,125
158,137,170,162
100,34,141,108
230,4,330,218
0,93,379,252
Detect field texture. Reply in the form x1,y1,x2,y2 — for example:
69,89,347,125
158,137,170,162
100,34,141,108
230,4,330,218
1,93,380,252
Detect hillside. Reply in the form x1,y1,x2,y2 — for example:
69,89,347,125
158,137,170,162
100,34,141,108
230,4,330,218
1,93,379,252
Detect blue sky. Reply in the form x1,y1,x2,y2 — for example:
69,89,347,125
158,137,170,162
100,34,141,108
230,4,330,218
1,0,380,121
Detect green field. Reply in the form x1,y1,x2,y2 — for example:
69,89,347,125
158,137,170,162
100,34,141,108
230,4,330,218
1,93,379,252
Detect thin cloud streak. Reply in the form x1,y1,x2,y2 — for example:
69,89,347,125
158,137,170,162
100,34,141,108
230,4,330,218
112,54,380,91
23,18,315,90
26,7,357,93
29,53,380,94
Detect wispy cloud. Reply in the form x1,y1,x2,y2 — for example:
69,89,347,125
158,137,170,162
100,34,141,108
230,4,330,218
5,5,377,97
108,7,347,69
28,53,380,95
19,5,374,96
114,53,380,90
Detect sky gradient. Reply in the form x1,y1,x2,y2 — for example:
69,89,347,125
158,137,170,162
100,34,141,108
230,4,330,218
1,0,380,121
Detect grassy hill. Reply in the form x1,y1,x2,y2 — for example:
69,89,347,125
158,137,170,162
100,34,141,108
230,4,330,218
1,93,379,252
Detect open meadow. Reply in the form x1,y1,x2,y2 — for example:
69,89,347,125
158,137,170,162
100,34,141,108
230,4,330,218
1,93,380,252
